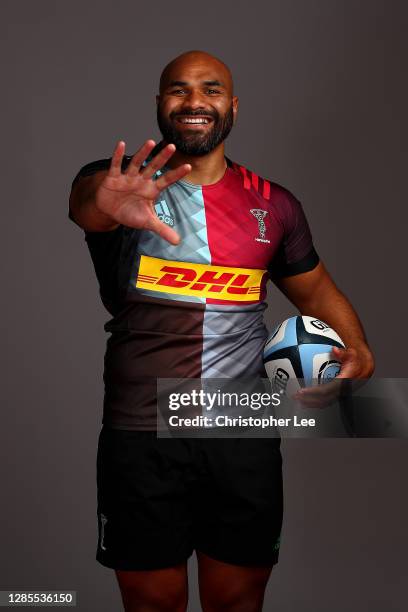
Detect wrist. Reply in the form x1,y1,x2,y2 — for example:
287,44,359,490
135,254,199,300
348,341,375,377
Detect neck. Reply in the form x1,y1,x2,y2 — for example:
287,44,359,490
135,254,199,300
163,141,227,185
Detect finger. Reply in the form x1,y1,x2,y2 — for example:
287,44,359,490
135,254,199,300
108,140,126,178
155,164,192,190
331,346,348,362
336,365,360,379
333,348,360,379
140,143,177,179
332,346,357,363
125,140,157,177
293,380,342,400
146,215,181,246
291,388,329,407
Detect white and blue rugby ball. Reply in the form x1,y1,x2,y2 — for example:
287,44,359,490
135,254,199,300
263,316,345,392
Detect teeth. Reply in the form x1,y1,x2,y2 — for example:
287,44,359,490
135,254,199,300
180,118,209,124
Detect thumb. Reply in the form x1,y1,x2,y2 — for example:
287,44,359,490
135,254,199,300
332,346,358,379
332,346,348,362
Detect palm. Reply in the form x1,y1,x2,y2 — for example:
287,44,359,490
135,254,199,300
98,173,160,228
96,140,191,244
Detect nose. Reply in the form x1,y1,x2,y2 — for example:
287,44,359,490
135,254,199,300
182,89,207,110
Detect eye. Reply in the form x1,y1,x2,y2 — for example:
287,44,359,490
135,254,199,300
206,89,221,94
171,89,186,95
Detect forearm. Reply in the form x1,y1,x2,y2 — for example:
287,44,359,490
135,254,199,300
301,284,364,346
275,262,375,378
300,284,375,375
69,172,119,232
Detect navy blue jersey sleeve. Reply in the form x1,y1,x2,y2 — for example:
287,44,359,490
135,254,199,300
268,189,319,280
71,157,134,314
84,226,124,313
71,155,134,187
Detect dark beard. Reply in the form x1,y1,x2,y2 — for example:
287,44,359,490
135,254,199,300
157,104,234,156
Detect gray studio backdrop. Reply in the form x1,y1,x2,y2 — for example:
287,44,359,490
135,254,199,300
2,1,407,610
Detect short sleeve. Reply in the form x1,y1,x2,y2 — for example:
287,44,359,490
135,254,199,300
71,156,133,314
84,225,125,315
71,155,133,188
268,190,319,280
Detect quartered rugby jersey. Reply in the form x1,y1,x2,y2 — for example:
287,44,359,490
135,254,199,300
73,150,319,430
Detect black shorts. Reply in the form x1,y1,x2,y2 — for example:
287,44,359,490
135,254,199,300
96,426,283,571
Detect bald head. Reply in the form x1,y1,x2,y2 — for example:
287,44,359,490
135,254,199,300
159,50,234,95
156,50,238,157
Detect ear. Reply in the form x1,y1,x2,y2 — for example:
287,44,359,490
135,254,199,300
156,94,160,105
232,96,239,124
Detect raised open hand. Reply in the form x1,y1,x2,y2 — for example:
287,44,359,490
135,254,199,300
96,140,191,244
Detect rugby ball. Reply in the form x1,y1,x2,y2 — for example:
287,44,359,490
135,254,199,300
263,316,345,393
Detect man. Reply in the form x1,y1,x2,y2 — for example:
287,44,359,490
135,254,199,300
69,50,374,612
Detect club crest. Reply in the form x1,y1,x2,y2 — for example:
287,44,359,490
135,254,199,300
250,209,270,243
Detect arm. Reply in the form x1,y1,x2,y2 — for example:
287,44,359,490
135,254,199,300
274,261,375,379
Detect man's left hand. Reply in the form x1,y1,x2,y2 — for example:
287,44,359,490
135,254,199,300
293,344,375,408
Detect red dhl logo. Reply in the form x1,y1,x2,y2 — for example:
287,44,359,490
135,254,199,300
136,256,265,301
142,266,256,294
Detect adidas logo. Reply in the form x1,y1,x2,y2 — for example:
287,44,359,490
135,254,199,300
155,200,175,227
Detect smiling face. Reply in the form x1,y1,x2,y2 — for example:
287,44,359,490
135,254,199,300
156,51,238,156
